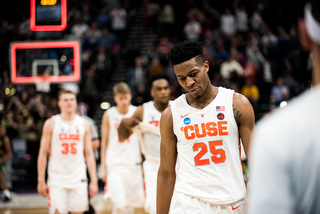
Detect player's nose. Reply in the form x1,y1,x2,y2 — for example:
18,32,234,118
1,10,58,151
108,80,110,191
186,76,195,86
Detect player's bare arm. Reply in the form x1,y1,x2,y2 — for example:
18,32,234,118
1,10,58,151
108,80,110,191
83,120,98,199
0,136,11,164
100,111,110,183
233,93,255,158
157,106,177,214
37,118,54,198
118,105,143,141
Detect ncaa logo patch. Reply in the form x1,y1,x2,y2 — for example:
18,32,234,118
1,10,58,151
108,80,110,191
217,113,225,120
183,117,191,125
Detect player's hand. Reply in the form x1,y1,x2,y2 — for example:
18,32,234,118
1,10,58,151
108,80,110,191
101,166,107,183
37,181,48,198
89,181,98,199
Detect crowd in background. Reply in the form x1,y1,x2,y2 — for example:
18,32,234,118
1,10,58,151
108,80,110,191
0,0,311,191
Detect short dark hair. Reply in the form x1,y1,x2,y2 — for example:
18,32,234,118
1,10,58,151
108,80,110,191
146,73,171,91
167,41,204,66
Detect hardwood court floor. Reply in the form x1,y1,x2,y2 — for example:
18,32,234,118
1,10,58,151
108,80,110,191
0,207,147,214
0,192,147,214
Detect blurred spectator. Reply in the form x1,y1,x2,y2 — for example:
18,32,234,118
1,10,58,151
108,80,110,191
80,65,101,117
234,3,249,35
159,4,175,36
97,28,118,54
71,18,90,39
250,10,264,33
96,8,109,29
95,47,112,81
246,42,265,69
243,58,258,84
184,11,201,41
147,57,165,77
127,56,146,92
261,27,278,59
110,4,127,46
241,79,260,111
220,50,243,80
270,77,290,106
214,40,229,67
81,3,92,24
146,1,161,32
86,21,102,49
19,14,32,40
220,8,236,36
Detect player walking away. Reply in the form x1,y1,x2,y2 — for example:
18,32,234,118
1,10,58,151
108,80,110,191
248,1,320,213
118,73,171,214
0,125,12,202
100,82,144,214
157,41,255,214
37,89,98,214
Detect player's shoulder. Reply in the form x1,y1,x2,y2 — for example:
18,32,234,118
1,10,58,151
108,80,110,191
43,116,56,130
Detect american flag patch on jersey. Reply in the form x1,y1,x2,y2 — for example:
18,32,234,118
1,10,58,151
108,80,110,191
216,106,225,111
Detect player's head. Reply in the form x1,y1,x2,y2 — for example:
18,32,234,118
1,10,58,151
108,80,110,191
58,89,77,114
167,40,210,99
147,73,171,105
113,82,132,108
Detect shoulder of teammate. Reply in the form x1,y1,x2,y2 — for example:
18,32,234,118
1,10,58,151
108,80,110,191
83,118,91,133
233,92,255,126
42,117,55,135
102,110,109,125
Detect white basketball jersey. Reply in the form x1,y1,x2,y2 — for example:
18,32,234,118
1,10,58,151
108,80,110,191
140,101,162,161
170,87,246,204
48,115,87,188
106,105,141,166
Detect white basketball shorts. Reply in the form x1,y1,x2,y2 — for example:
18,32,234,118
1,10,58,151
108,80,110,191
143,159,160,214
47,183,88,214
170,191,246,214
103,164,144,208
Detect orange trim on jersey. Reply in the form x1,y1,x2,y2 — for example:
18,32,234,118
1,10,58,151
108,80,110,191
47,187,51,208
239,136,243,172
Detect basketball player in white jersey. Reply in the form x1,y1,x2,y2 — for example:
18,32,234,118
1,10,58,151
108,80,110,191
157,41,255,214
37,89,98,214
100,82,144,214
118,73,171,214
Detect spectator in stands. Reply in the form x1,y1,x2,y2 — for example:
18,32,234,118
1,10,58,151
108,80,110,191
220,8,236,36
261,27,278,59
234,3,249,36
71,18,90,39
96,8,109,29
220,49,243,81
250,10,264,33
214,40,229,67
127,56,146,92
243,58,258,84
147,57,165,77
159,4,175,36
241,79,260,111
110,4,127,46
184,11,202,41
86,21,102,49
97,28,119,54
270,77,290,106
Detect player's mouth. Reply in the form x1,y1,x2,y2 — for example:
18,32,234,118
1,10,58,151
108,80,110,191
190,87,199,94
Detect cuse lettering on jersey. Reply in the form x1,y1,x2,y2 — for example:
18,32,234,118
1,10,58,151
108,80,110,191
181,121,228,140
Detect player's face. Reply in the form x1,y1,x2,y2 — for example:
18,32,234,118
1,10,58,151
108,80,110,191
151,79,171,105
58,93,77,113
114,93,131,109
174,58,209,99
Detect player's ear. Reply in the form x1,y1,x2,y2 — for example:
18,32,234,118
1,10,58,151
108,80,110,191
203,60,209,73
298,19,312,51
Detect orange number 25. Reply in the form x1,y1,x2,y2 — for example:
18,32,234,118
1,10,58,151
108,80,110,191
62,143,77,154
193,140,226,166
